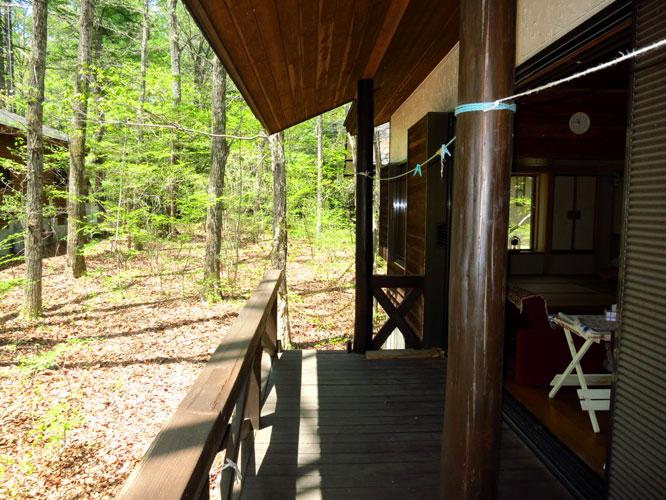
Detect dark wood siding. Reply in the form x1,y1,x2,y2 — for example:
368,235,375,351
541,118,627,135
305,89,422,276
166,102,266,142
608,1,666,497
379,165,389,260
399,113,454,344
380,114,453,346
423,114,455,348
406,118,428,335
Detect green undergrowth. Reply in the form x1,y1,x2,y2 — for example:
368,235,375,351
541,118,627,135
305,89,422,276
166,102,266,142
313,336,349,348
18,338,92,375
0,278,24,298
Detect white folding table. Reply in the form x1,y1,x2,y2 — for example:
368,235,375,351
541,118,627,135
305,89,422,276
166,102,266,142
549,314,614,433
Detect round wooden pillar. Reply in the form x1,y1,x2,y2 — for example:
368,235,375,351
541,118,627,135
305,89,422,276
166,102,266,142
441,0,516,498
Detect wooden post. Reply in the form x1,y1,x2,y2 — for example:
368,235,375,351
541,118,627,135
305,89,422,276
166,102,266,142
441,0,516,498
353,79,374,354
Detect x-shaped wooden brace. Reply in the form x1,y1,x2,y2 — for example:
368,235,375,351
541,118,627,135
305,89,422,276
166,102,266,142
372,284,423,349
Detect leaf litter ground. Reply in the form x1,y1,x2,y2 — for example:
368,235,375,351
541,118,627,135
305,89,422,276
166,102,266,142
0,235,354,498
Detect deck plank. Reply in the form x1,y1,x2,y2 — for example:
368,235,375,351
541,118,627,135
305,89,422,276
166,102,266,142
239,351,572,500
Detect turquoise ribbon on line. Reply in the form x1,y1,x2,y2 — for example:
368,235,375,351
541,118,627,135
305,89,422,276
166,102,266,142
441,143,452,159
454,101,517,116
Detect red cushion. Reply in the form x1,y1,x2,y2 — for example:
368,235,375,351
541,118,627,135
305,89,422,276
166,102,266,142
519,296,550,329
514,327,607,386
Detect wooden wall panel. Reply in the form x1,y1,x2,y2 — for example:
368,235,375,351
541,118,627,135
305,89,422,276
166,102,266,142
406,118,427,336
403,113,455,344
514,69,629,162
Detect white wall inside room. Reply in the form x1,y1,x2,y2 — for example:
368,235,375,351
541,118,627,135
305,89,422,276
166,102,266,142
389,0,616,163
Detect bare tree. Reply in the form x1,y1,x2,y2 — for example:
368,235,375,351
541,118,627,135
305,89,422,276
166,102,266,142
168,0,181,106
23,0,48,318
316,114,324,237
180,14,211,108
167,0,181,234
0,9,6,97
373,129,382,274
347,132,357,171
253,138,266,216
0,6,15,108
66,0,94,278
137,0,149,141
251,138,267,242
203,57,228,298
270,131,291,348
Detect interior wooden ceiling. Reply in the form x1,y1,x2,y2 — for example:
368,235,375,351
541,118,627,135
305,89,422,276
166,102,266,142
183,0,459,134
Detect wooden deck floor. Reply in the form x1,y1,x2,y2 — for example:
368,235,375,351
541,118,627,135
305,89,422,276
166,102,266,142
240,351,572,500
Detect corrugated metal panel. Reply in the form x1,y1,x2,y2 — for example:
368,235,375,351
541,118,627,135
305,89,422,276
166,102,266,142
608,1,666,497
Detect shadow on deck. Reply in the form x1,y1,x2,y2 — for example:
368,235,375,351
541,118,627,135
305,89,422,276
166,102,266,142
240,350,572,500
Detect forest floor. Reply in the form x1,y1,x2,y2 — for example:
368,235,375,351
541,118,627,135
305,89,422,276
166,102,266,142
0,231,355,499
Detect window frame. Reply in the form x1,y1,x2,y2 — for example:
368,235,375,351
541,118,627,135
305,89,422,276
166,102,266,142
508,174,537,252
388,163,407,268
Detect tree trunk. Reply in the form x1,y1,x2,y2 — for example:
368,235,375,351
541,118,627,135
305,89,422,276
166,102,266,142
0,10,6,95
168,0,181,106
347,132,357,170
2,6,14,109
372,129,381,274
167,0,181,236
253,138,265,216
91,27,106,153
203,57,228,299
137,0,149,141
23,0,48,318
252,138,266,242
191,38,207,108
270,131,291,349
316,114,324,237
66,0,93,278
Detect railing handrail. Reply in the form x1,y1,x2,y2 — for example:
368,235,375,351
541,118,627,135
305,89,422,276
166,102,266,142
119,269,283,500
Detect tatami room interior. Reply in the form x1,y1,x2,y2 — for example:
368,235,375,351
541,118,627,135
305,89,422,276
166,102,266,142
503,51,631,476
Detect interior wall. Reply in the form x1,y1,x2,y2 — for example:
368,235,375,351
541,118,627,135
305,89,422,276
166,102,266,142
389,0,616,162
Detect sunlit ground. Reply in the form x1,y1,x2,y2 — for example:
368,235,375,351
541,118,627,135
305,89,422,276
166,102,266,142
0,230,354,498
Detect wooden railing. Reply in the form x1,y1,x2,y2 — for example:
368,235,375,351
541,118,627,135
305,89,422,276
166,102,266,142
371,274,424,349
119,269,283,500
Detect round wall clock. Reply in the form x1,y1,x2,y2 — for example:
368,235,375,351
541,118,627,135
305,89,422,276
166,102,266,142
569,111,591,135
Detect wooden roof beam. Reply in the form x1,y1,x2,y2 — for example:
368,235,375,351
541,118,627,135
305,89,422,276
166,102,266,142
362,0,410,79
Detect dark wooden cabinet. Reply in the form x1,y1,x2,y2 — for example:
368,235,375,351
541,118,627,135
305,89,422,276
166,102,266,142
405,112,455,348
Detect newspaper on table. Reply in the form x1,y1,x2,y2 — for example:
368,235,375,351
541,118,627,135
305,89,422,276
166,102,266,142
550,313,614,342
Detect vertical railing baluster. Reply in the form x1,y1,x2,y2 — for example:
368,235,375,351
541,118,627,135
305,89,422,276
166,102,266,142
220,378,249,500
265,290,279,357
245,346,262,431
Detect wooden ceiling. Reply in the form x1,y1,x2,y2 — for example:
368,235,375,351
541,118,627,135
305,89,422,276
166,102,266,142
183,0,459,133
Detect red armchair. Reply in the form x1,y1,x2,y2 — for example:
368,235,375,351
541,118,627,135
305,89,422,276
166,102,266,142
509,296,606,386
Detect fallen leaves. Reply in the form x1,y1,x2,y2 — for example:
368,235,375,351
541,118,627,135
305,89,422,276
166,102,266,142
0,235,354,498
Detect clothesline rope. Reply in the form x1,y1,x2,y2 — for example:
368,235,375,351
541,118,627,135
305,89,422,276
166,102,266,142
358,36,666,181
361,136,457,181
495,36,666,105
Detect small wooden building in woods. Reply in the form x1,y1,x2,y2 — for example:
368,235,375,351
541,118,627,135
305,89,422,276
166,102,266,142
121,1,666,499
0,108,68,255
